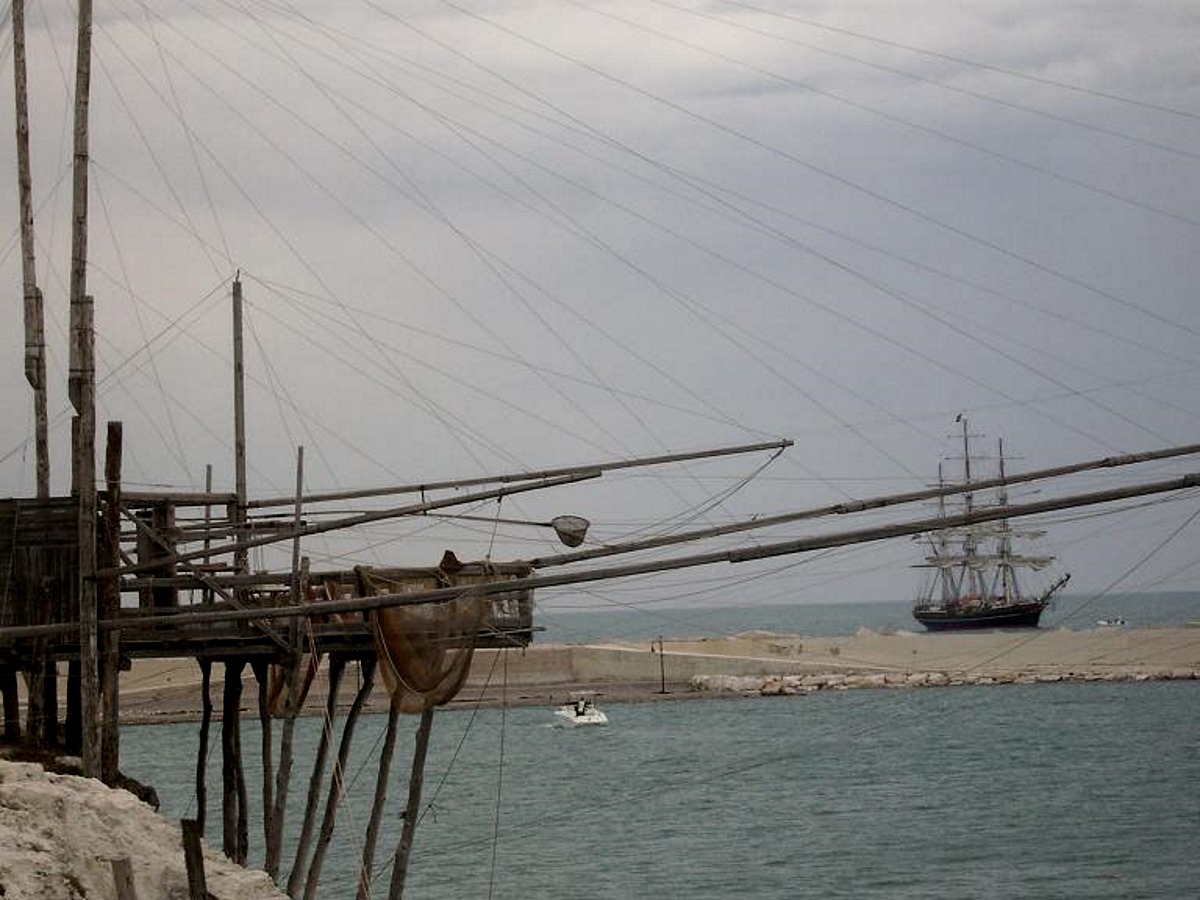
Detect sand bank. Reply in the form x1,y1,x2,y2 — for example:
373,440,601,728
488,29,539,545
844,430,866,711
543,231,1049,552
109,625,1199,723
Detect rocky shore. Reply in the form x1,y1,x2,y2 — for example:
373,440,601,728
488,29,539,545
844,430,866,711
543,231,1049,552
0,757,285,899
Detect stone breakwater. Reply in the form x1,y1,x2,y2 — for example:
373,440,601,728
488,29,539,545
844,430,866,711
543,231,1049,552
692,667,1200,697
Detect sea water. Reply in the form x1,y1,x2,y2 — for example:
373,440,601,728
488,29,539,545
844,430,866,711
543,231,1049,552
536,591,1199,645
120,609,1200,898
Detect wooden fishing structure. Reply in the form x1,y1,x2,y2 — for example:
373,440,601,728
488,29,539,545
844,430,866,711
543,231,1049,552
5,2,1200,897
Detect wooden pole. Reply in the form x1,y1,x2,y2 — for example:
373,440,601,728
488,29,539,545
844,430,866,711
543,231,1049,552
287,655,346,897
657,638,667,696
106,470,601,579
388,707,435,900
290,447,304,606
202,464,214,605
110,857,138,900
181,818,209,900
12,0,49,498
302,659,377,900
221,659,248,865
357,700,402,900
232,277,248,583
12,0,49,745
67,0,99,777
253,658,274,868
248,439,794,509
196,660,212,835
101,422,123,783
266,647,303,880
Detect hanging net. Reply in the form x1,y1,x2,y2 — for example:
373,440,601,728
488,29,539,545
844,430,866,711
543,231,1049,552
356,564,486,714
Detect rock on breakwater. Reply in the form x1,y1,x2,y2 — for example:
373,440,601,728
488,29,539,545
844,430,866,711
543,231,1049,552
691,667,1200,697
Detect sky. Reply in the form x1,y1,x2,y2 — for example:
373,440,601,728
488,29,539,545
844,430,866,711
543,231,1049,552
2,0,1199,617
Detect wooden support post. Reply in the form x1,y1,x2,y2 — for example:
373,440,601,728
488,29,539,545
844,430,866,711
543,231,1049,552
13,0,50,501
389,707,436,900
1,678,18,741
101,421,123,784
232,277,248,585
266,650,302,880
65,658,81,754
253,658,274,864
12,0,52,747
110,857,138,900
287,655,345,897
303,659,376,900
67,0,99,780
181,818,208,900
39,649,57,747
357,699,402,900
196,660,212,836
221,659,248,865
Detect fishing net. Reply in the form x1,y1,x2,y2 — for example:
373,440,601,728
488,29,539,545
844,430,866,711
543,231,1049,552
267,578,348,717
357,563,485,714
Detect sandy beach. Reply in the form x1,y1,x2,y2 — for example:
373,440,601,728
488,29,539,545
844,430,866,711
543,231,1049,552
111,624,1200,724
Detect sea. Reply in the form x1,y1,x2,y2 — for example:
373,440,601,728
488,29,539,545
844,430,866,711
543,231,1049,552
120,593,1200,899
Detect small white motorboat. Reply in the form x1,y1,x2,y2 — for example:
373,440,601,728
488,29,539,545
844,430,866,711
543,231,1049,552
554,695,608,727
1096,617,1126,627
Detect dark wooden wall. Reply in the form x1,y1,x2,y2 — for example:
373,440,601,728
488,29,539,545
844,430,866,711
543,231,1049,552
0,498,79,631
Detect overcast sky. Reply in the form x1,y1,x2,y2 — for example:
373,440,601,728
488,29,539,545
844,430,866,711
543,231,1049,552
2,0,1198,615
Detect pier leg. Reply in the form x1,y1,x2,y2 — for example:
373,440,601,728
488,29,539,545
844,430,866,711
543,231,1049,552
266,652,304,880
253,659,275,863
357,698,401,900
302,659,376,900
286,655,345,897
389,706,435,900
196,660,212,835
221,659,248,864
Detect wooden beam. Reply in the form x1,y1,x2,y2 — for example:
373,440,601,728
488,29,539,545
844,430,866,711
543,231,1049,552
248,438,793,509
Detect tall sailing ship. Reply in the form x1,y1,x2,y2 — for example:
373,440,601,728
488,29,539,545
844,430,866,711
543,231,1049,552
913,420,1071,631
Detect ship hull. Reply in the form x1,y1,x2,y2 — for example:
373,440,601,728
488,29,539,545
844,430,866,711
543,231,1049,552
913,600,1046,631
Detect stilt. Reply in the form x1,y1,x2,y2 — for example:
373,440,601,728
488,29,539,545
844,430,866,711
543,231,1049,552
302,659,376,900
388,706,435,900
357,698,402,900
196,660,212,835
253,659,275,861
286,654,345,897
266,651,304,879
221,658,248,864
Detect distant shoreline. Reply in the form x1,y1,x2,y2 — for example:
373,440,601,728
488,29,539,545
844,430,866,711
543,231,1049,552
110,624,1200,725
